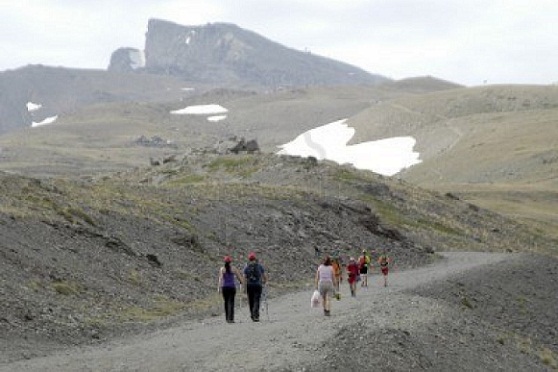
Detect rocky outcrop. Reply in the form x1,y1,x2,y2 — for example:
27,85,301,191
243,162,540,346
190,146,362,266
134,135,176,148
108,47,145,73
229,138,260,154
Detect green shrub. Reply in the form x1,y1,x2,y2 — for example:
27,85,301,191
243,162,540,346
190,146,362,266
539,348,557,368
207,156,260,177
52,280,81,296
461,296,474,309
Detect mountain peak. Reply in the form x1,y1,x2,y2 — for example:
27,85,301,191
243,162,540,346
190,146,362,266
109,19,388,88
147,18,239,30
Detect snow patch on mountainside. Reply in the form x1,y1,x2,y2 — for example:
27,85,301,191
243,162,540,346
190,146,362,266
26,102,42,112
207,115,227,122
170,104,228,115
277,119,421,176
32,115,58,128
129,50,145,69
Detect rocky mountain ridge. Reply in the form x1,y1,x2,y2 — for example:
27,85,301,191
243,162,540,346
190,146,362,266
109,19,388,88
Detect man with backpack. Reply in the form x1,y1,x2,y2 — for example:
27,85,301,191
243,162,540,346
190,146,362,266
243,252,268,322
358,250,371,288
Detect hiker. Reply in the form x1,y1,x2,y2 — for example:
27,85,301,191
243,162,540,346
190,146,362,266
243,252,268,322
332,247,340,259
217,256,244,323
315,255,337,316
332,257,342,292
314,246,321,258
378,251,392,287
358,249,371,287
346,257,360,297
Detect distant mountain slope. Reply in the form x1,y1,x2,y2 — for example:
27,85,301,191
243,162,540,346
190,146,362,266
379,76,463,93
0,81,464,177
347,84,558,184
345,84,558,237
0,65,197,135
109,19,389,88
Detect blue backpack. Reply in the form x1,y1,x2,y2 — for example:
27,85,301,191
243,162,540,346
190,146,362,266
245,263,261,284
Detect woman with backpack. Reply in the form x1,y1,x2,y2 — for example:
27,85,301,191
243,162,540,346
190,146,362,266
217,255,244,323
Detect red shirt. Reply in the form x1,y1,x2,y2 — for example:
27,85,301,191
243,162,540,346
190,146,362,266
346,262,359,283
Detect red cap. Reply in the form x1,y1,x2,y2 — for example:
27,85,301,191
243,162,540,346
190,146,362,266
248,252,256,261
224,256,232,263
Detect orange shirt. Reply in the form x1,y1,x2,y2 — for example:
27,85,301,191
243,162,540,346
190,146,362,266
332,261,341,277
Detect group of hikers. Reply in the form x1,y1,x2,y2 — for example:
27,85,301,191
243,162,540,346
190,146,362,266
315,249,392,316
217,249,391,323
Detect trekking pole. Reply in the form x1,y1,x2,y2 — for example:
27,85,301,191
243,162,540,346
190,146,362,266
262,285,269,321
241,282,248,317
238,283,242,310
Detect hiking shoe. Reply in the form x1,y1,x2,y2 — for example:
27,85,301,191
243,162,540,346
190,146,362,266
324,309,330,316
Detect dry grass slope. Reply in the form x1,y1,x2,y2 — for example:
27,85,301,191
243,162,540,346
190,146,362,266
347,84,558,241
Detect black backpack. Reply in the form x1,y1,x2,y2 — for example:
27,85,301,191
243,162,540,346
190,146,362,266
245,263,261,284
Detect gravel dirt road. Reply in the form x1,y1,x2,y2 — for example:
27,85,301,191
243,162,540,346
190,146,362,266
1,252,541,372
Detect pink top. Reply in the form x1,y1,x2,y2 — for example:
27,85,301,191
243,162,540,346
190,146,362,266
317,264,334,283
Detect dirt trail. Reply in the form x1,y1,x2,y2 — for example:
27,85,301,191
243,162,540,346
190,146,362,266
1,252,513,372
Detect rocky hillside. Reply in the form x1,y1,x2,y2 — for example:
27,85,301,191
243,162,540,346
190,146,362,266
1,152,555,362
109,19,388,88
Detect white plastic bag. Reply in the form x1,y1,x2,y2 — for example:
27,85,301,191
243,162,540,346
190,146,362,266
311,290,321,308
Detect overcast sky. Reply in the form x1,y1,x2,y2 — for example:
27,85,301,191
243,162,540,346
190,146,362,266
2,0,557,86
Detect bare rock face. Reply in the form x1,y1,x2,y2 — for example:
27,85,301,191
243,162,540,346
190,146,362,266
137,18,388,88
108,48,146,73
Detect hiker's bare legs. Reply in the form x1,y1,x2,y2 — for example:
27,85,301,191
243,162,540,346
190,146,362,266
381,266,389,287
350,281,357,296
322,295,327,311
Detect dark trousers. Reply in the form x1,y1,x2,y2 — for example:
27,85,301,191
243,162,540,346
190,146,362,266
222,286,236,321
246,284,262,320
